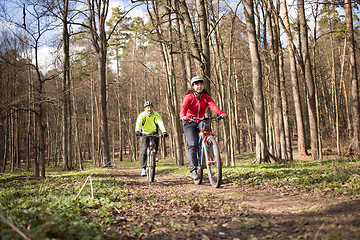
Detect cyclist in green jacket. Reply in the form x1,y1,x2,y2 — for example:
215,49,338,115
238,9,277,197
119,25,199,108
135,101,168,176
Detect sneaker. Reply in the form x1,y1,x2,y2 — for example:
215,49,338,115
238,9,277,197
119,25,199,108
191,170,199,180
141,168,146,177
155,157,159,162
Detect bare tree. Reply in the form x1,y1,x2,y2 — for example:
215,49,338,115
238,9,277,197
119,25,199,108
345,0,360,152
243,0,269,163
148,0,184,165
86,0,112,166
58,0,73,170
177,0,210,91
280,0,307,157
15,0,58,177
298,0,319,159
196,0,211,91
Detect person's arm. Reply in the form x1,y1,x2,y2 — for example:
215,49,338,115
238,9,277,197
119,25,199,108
154,112,166,133
205,94,225,116
180,94,191,121
135,112,145,132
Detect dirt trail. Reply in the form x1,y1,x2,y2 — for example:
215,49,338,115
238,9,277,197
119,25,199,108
109,167,360,240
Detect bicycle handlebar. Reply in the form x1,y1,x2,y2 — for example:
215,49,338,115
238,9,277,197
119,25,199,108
186,115,223,122
137,133,165,138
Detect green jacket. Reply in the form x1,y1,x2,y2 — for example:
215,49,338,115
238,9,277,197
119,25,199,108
135,111,166,134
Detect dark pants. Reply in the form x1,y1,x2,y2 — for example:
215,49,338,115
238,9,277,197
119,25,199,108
140,135,159,168
183,121,203,172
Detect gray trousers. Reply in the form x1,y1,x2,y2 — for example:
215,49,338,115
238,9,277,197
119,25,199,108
140,135,159,168
182,121,203,172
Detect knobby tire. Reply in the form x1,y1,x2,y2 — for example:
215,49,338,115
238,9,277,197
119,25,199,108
148,151,156,182
146,148,156,182
205,136,222,188
193,158,203,185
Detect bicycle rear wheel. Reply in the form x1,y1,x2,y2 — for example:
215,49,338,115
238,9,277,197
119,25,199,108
147,150,156,182
205,136,222,188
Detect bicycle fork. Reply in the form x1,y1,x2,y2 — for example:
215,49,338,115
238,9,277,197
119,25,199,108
202,136,211,166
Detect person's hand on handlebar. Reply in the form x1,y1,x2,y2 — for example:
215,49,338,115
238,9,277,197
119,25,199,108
162,132,169,138
135,131,142,136
181,116,188,121
220,113,227,118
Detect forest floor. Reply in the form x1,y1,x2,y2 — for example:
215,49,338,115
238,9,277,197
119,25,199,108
106,164,360,240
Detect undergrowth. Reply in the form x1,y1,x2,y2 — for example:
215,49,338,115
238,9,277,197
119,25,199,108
223,157,360,196
0,168,133,240
0,155,359,239
156,155,360,196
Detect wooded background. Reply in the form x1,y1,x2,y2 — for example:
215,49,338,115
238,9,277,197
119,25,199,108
0,0,359,177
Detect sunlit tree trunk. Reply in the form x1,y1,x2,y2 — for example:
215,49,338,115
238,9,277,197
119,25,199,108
298,0,319,159
311,0,323,160
149,0,184,165
196,0,211,92
114,71,123,162
174,0,191,92
265,0,284,161
90,75,96,166
279,49,293,160
178,0,210,91
209,0,232,166
345,0,360,152
281,0,307,156
244,0,269,163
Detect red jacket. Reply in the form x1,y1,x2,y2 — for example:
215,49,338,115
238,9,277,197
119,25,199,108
180,93,225,119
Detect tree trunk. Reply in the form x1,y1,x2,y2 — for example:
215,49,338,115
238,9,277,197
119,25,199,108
281,0,307,157
345,0,360,152
149,0,184,166
62,0,71,170
298,0,319,159
244,0,269,163
174,0,191,92
196,0,211,92
209,0,232,166
279,49,293,160
115,61,123,162
99,48,111,167
265,0,284,160
90,75,97,166
339,39,351,138
87,0,111,167
71,79,83,170
178,0,209,89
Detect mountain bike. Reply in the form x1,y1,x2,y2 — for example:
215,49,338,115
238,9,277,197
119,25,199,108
139,133,163,182
189,115,223,188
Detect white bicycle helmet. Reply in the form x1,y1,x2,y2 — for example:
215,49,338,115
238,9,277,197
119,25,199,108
144,101,153,107
190,76,204,86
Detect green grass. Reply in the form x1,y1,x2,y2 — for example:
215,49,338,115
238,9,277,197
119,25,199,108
0,167,132,240
1,154,359,239
225,157,360,195
114,155,360,196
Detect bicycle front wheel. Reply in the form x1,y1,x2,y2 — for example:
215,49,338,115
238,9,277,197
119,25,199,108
193,159,203,185
147,150,156,182
205,136,222,188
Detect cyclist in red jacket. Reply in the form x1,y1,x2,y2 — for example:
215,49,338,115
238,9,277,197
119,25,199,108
180,76,226,180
